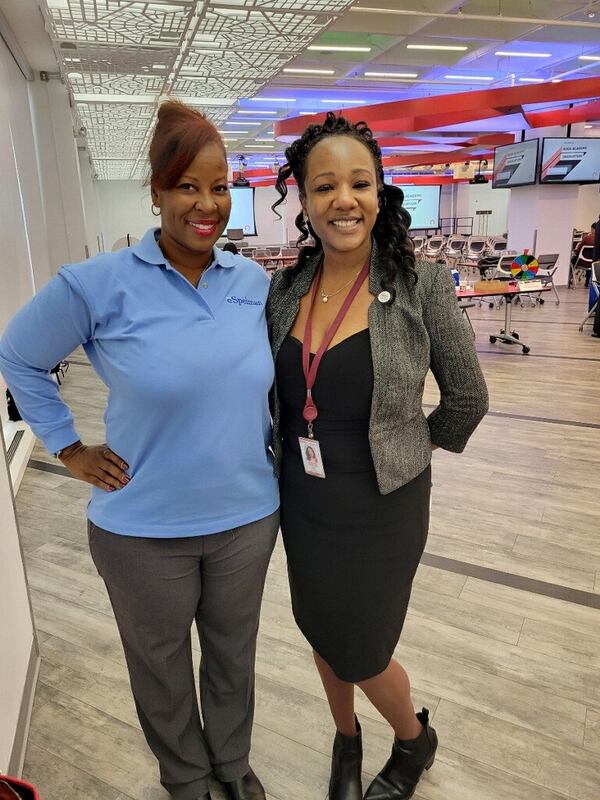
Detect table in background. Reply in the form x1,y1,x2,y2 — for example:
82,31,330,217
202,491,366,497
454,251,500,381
456,283,551,354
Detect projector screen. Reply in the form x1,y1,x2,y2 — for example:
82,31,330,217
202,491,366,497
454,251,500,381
387,184,441,229
540,138,600,184
228,187,257,236
492,139,539,188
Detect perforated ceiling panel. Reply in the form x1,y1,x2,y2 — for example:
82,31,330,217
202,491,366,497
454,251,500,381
41,0,353,179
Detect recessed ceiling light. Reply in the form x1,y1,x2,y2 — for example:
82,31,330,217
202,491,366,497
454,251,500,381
495,51,552,58
218,129,248,134
584,124,593,128
256,138,275,142
321,98,366,104
408,44,468,52
248,97,296,102
307,45,372,53
68,72,83,79
518,77,545,82
299,111,319,115
551,79,562,83
226,121,262,126
444,75,494,81
152,64,167,69
364,71,419,79
245,144,276,148
283,68,336,75
237,110,277,115
579,54,600,61
63,57,81,62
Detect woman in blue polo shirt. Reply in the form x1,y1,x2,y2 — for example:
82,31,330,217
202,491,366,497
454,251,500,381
0,101,279,800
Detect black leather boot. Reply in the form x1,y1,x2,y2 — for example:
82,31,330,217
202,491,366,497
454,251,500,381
222,768,265,800
363,708,437,800
329,715,362,800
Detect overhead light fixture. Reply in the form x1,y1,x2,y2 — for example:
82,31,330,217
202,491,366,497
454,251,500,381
407,44,468,52
578,54,600,61
444,75,494,81
226,121,262,126
495,51,552,58
248,97,296,102
63,57,81,63
283,68,336,75
74,93,158,104
152,64,167,69
551,78,562,83
221,139,237,143
321,98,366,104
237,110,277,115
307,45,372,53
364,71,419,79
218,129,248,134
299,111,319,115
68,72,83,80
256,138,275,142
518,77,545,82
245,144,276,148
584,124,593,128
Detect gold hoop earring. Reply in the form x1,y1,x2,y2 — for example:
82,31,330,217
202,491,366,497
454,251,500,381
151,204,161,217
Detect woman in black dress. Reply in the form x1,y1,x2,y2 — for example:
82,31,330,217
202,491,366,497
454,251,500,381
267,114,488,800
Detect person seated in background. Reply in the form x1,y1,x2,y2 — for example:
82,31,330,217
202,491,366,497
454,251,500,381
222,241,239,255
573,221,597,286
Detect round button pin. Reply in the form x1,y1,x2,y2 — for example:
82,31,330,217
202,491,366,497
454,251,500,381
378,290,392,304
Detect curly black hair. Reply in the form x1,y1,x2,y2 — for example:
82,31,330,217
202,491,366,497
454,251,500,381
272,112,417,288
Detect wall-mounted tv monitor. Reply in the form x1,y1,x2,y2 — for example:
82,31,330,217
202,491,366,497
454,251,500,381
383,180,441,229
540,138,600,184
492,139,539,188
229,187,257,236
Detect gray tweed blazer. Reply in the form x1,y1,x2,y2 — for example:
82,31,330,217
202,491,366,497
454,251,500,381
267,245,489,495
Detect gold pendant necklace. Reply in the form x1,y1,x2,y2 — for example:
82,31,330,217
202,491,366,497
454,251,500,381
320,270,361,303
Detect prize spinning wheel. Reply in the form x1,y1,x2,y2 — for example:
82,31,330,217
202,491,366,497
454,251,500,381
511,253,539,280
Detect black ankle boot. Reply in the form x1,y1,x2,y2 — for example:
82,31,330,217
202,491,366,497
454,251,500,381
329,715,362,800
363,708,437,800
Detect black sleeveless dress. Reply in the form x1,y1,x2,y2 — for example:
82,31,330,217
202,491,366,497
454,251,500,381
276,330,431,683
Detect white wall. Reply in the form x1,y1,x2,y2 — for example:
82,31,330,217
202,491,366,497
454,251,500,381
0,40,36,334
575,183,600,231
29,78,89,270
0,37,39,774
455,181,509,236
95,180,155,251
78,148,103,255
507,183,578,285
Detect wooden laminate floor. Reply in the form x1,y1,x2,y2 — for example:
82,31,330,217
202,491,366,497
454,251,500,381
15,283,600,800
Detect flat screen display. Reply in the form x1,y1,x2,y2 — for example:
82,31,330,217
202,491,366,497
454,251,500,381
384,181,441,229
540,138,600,184
228,187,257,236
492,139,538,188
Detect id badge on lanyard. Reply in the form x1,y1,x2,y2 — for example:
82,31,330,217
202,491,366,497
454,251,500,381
299,255,371,478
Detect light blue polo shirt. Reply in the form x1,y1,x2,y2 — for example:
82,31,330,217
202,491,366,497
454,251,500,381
0,228,279,537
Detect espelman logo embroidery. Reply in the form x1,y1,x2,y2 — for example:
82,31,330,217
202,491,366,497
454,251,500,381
226,296,263,306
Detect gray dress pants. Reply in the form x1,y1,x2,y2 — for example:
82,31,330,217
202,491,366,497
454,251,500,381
88,510,279,800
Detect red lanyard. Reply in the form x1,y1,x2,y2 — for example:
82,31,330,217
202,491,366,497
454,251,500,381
302,255,370,434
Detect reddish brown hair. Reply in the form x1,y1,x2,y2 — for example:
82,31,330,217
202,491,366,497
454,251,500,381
147,100,226,190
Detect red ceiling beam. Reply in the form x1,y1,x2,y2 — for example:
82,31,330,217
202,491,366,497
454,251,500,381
525,98,600,128
383,148,494,168
274,76,600,138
